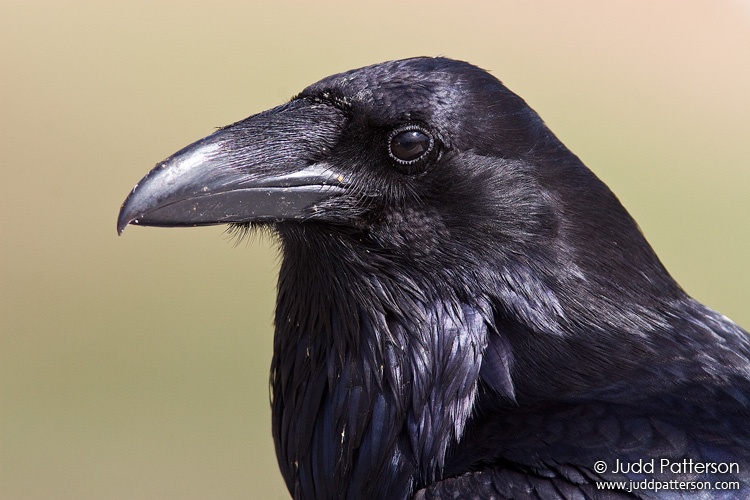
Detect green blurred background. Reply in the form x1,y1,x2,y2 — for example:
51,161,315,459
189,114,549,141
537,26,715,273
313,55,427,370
1,1,748,498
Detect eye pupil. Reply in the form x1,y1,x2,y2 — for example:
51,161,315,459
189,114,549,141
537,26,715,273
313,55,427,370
389,128,432,163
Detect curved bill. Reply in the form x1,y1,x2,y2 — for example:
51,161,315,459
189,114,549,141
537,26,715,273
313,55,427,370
117,99,348,234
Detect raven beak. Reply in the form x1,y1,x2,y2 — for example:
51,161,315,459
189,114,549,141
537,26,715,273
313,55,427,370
117,100,347,234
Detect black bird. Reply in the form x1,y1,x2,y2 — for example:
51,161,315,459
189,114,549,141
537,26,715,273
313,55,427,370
118,57,750,499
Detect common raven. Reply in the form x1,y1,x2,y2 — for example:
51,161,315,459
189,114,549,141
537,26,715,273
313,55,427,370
118,57,750,499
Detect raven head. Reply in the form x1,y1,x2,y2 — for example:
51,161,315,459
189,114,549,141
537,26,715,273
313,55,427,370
118,58,561,251
119,57,674,328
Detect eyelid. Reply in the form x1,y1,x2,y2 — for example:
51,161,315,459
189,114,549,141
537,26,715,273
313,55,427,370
388,125,434,165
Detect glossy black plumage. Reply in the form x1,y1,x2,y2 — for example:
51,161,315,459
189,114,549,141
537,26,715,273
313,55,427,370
118,57,750,499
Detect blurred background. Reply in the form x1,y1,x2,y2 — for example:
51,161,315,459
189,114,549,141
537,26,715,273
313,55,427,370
1,1,748,498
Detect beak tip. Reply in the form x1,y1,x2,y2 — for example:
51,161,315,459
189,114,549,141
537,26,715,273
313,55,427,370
117,199,137,235
116,215,128,236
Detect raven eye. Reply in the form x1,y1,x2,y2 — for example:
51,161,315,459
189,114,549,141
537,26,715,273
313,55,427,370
388,126,434,167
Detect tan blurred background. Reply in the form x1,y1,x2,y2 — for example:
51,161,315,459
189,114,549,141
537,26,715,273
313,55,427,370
1,1,748,499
